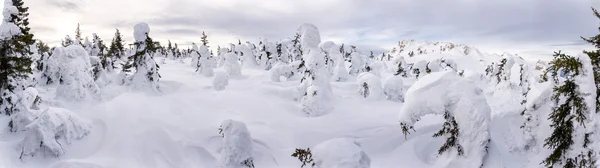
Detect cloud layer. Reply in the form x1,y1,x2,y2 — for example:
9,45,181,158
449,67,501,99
8,0,600,58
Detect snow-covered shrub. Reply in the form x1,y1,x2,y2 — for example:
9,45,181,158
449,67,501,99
224,53,242,77
411,60,427,79
426,59,441,73
19,106,92,159
213,70,229,91
357,72,383,100
399,71,490,168
237,44,258,68
519,82,552,153
383,75,404,102
269,63,293,82
311,138,371,168
8,87,40,132
291,148,315,167
440,58,458,71
220,119,254,168
300,50,333,117
366,61,385,77
393,56,409,77
52,46,100,101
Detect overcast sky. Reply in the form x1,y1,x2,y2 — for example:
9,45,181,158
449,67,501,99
6,0,600,60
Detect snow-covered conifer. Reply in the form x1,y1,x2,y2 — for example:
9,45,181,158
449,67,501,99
123,23,161,92
224,53,242,77
107,29,125,64
300,49,333,117
357,72,383,100
197,45,215,77
540,52,597,167
383,75,404,102
349,52,366,76
220,119,254,168
399,71,491,168
269,62,293,82
52,46,99,101
0,0,36,117
393,56,409,77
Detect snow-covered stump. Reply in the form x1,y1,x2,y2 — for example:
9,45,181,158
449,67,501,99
398,71,491,168
220,119,255,168
311,138,371,168
383,75,405,102
213,70,229,91
269,63,293,82
224,53,242,78
357,72,383,100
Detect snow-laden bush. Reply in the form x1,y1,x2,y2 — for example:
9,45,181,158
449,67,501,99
269,63,293,82
190,44,200,67
411,60,428,79
213,70,229,91
426,59,441,73
520,82,552,152
52,46,100,101
399,71,490,168
393,56,409,77
224,53,242,77
8,87,40,132
357,72,383,100
383,75,405,102
440,58,458,71
300,50,333,117
366,61,386,77
220,119,254,168
311,138,371,168
349,52,366,75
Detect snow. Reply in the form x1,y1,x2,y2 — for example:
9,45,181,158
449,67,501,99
312,138,371,168
224,53,242,77
357,72,384,100
383,76,404,102
297,23,321,51
399,71,491,168
0,0,20,39
52,46,99,101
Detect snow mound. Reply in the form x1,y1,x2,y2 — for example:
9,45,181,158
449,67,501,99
269,63,293,82
52,45,99,101
399,71,491,168
220,119,254,168
312,138,371,168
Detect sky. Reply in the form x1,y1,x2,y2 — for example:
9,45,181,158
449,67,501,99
5,0,600,60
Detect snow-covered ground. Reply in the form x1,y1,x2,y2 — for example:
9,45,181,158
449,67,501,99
0,55,538,168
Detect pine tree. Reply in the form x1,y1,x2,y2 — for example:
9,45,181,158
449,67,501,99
541,51,595,167
201,31,209,47
0,0,35,118
582,8,600,112
35,40,50,72
123,23,160,91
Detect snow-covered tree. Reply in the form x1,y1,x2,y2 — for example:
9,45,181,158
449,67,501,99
393,56,409,77
74,23,84,46
201,31,209,47
220,119,255,168
51,46,99,101
299,49,333,117
540,52,597,167
332,60,349,82
582,7,600,113
213,70,229,91
123,23,160,92
383,75,404,102
269,62,293,82
223,53,242,77
107,29,125,67
349,52,366,76
357,72,383,100
84,37,92,55
310,138,371,168
196,44,215,77
0,0,36,118
61,35,73,47
399,71,491,168
297,23,321,53
411,60,427,79
237,43,258,68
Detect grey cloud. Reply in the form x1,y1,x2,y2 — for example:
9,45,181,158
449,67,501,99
46,0,82,12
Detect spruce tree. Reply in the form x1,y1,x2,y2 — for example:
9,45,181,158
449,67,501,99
582,8,600,112
542,51,595,167
201,31,209,47
62,35,73,47
75,23,84,46
107,29,125,62
0,0,35,118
